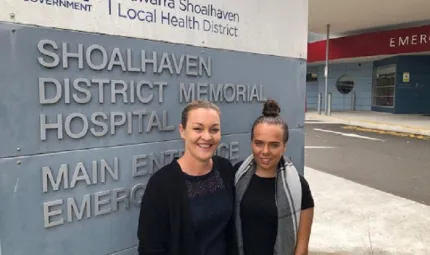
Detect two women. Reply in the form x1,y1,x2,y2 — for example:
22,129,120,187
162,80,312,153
137,99,314,255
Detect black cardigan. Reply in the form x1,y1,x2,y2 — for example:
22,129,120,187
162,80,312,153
137,155,237,255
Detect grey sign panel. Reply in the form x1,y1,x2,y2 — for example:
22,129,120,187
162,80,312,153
0,134,249,255
0,22,306,255
0,23,304,158
287,129,305,173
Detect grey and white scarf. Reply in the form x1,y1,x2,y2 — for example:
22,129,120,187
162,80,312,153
234,155,302,255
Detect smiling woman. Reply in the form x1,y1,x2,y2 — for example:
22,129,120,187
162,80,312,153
179,100,222,168
137,100,237,255
234,99,315,255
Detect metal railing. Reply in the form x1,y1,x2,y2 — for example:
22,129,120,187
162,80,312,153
316,91,357,115
327,93,332,115
351,92,356,111
318,92,332,115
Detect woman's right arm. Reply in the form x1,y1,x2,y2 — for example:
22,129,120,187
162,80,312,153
137,175,169,255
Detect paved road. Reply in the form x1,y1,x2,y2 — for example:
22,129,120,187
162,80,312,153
304,120,430,206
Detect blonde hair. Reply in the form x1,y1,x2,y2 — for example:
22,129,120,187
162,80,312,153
181,100,221,128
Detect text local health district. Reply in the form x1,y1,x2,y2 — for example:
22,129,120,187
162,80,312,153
118,0,239,36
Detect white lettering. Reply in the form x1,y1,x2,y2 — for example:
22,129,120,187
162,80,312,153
43,184,146,228
43,200,64,228
67,194,91,223
216,142,240,160
39,78,62,104
37,78,168,105
94,190,112,216
40,110,174,141
41,158,119,192
41,142,241,228
389,34,430,48
179,83,266,103
421,34,428,44
70,162,92,188
101,158,119,183
399,36,409,46
411,35,418,45
42,165,69,192
37,40,212,76
389,37,395,48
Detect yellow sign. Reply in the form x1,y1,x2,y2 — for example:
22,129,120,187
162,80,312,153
402,72,410,82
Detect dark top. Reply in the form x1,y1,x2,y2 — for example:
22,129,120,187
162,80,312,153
184,167,233,255
137,156,237,255
234,161,314,255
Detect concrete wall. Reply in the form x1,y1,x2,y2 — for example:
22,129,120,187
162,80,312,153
0,0,309,254
306,62,373,111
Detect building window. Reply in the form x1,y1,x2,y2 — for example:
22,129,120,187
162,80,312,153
335,75,354,95
306,73,318,82
372,65,396,107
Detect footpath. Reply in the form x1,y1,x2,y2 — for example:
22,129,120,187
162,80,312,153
306,110,430,137
305,167,430,255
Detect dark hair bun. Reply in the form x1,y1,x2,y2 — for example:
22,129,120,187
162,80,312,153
262,99,280,117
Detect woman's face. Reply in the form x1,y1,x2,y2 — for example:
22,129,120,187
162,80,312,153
251,123,286,171
179,108,221,162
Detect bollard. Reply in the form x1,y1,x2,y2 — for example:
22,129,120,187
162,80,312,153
351,92,356,111
327,92,332,116
317,93,322,115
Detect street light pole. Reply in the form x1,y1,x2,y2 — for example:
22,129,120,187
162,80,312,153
324,24,330,115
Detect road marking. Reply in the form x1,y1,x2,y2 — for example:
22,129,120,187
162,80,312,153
305,146,336,149
313,128,385,141
342,125,430,141
305,121,340,124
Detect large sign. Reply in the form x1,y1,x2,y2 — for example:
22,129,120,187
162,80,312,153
0,33,281,158
0,0,308,59
308,25,430,62
0,23,306,255
0,134,246,255
0,0,308,254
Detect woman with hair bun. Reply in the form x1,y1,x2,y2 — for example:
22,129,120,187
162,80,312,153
234,99,314,255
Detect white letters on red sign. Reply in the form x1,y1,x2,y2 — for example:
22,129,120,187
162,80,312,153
389,34,430,48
